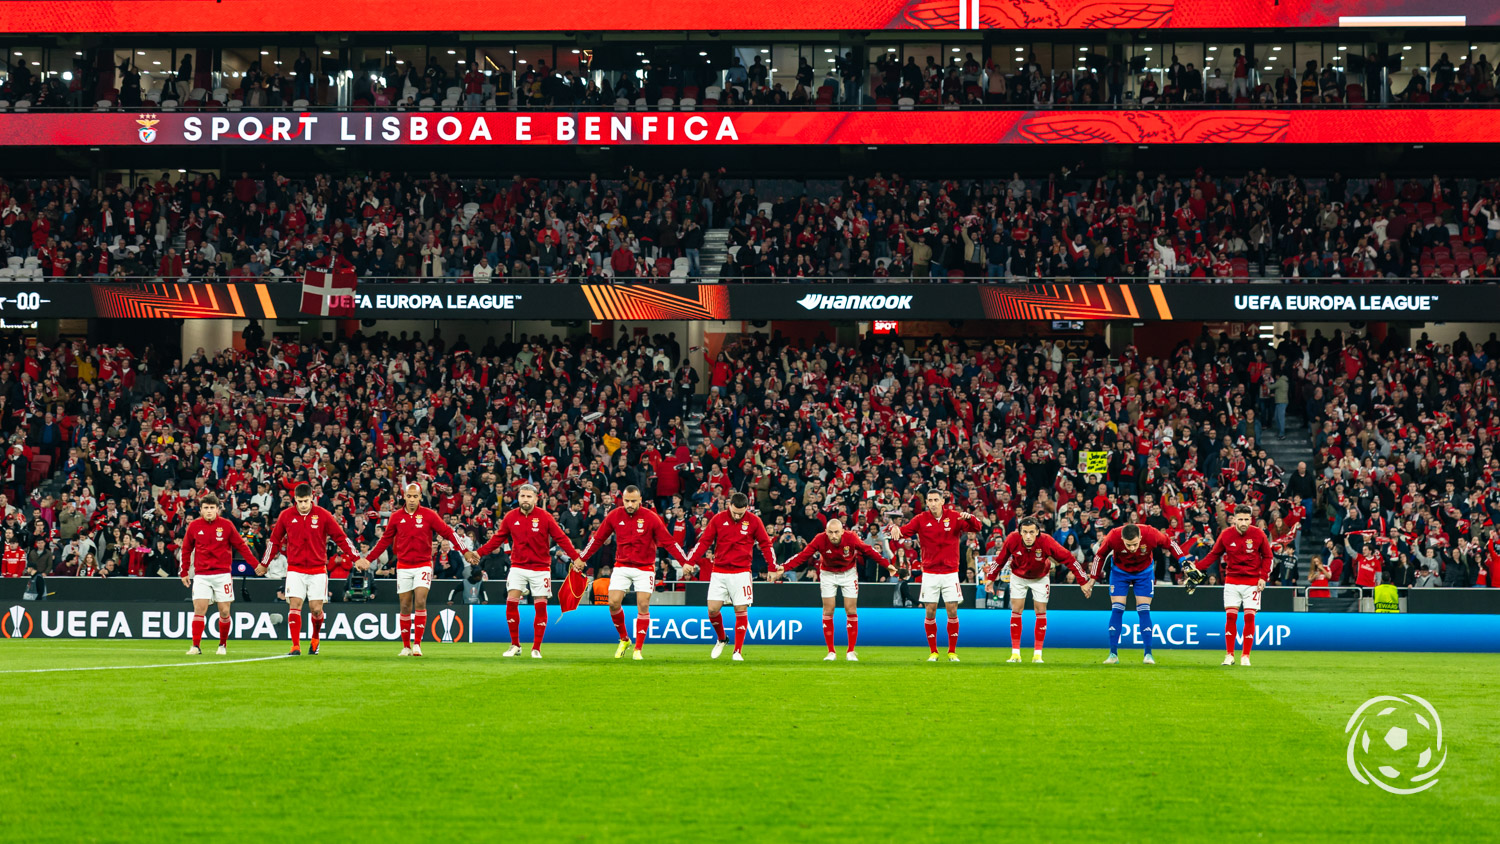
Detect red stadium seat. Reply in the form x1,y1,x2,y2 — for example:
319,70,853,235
1346,84,1365,103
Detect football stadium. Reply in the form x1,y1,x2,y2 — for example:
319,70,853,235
2,1,1500,840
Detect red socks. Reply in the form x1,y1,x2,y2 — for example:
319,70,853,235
847,616,858,651
1010,612,1023,649
191,614,205,648
823,617,836,652
1035,615,1047,651
1225,609,1239,655
946,617,959,653
1242,611,1256,656
925,618,938,653
218,613,231,646
634,615,649,650
709,612,726,642
506,600,521,647
309,613,323,647
533,601,548,650
611,608,629,640
733,613,747,653
413,611,427,646
400,613,411,648
288,609,302,647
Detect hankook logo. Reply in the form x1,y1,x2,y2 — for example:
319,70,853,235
796,294,913,311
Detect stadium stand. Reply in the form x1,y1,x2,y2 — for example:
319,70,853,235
3,169,1500,282
4,48,1496,111
0,323,1494,591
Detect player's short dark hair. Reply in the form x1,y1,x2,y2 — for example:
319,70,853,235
294,483,313,498
926,489,945,499
624,485,641,496
200,493,220,507
729,492,749,509
1122,524,1141,542
1234,504,1253,517
1018,516,1039,530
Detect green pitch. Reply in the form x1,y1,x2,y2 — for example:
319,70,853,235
2,642,1495,843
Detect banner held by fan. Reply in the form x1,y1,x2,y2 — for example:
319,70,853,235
301,255,358,317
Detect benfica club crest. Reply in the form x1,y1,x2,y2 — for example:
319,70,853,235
136,113,159,144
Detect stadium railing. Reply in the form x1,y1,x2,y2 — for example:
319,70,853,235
5,101,1499,113
10,275,1491,286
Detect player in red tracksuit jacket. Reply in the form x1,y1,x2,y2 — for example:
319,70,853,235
889,490,986,662
686,492,778,660
785,518,893,661
179,493,259,655
259,482,358,655
473,483,584,658
578,485,691,660
364,483,462,657
1094,523,1185,665
1188,504,1274,666
990,518,1095,664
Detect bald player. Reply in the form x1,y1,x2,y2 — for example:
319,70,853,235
783,518,895,661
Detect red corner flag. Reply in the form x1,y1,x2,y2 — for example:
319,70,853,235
301,256,358,317
558,569,589,614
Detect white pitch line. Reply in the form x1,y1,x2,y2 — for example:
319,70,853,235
0,654,293,675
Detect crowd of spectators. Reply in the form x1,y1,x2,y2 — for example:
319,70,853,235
5,166,1500,283
0,322,1496,599
7,48,1495,110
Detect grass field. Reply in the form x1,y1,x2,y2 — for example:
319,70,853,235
1,641,1495,843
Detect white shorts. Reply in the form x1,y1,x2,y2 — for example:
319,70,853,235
708,570,754,606
506,567,552,599
286,571,329,602
608,566,655,594
1224,583,1262,611
1009,574,1050,605
192,573,235,603
819,569,859,599
396,566,434,594
919,571,962,605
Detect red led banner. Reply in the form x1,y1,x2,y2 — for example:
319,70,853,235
0,110,1496,147
0,0,1494,32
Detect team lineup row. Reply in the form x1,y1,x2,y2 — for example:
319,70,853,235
177,483,1274,665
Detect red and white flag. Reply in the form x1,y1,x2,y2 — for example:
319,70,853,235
301,258,358,317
